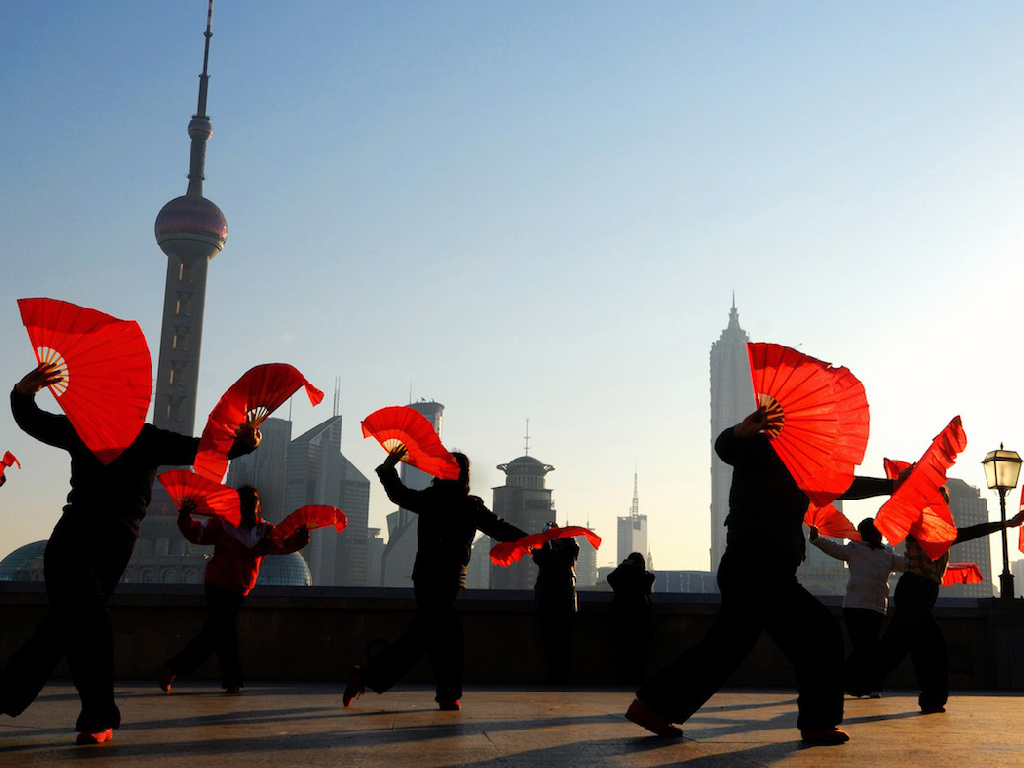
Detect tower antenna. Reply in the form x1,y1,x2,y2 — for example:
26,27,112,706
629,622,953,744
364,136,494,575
631,468,639,520
524,418,530,456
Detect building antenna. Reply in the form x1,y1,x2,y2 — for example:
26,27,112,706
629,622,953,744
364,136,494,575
631,467,639,520
334,377,341,418
524,418,530,456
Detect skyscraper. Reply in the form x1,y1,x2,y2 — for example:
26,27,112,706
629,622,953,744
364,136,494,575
226,417,292,523
616,472,649,566
490,454,556,591
708,299,751,571
944,478,995,598
283,415,370,587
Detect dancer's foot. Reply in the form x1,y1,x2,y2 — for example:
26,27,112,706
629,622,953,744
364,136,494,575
624,698,683,737
438,699,461,711
920,704,946,714
224,686,240,694
800,727,850,746
159,668,175,693
343,665,365,708
76,729,113,745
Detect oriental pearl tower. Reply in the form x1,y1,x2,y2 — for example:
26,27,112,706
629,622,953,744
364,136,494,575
152,0,227,437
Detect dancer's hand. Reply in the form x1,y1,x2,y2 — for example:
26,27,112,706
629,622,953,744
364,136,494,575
1008,511,1024,528
808,525,819,541
733,407,769,438
234,420,263,449
383,446,408,469
16,363,64,394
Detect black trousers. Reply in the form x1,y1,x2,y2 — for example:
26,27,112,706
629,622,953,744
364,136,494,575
536,605,575,683
0,530,132,732
848,572,946,708
637,549,844,732
166,583,247,689
361,580,463,703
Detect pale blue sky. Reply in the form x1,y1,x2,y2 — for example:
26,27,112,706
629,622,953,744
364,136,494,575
3,1,1024,576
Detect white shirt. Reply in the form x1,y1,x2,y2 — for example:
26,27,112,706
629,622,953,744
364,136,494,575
811,536,906,614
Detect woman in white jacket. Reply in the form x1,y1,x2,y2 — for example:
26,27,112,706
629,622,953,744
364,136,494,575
809,518,904,697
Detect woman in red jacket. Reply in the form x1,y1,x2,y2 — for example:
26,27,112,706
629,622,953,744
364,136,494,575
160,486,308,693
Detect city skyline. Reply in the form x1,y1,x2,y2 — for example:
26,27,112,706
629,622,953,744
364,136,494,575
4,3,1024,577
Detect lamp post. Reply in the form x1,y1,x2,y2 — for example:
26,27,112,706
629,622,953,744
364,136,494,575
982,444,1022,600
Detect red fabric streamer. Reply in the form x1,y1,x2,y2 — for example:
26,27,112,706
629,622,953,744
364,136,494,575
18,297,151,464
361,405,460,481
490,525,601,567
0,451,20,486
942,563,984,586
194,364,324,482
157,470,241,527
270,504,348,544
747,342,870,507
874,416,964,559
805,503,861,541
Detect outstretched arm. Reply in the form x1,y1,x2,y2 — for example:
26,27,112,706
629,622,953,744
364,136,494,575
11,364,78,449
840,476,895,500
955,511,1024,544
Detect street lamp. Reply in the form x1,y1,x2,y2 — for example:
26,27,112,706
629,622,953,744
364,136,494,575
982,444,1022,600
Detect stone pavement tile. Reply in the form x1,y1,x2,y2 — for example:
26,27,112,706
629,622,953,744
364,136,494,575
0,684,1022,767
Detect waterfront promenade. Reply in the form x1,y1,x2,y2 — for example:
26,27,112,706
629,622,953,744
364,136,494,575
1,682,1020,767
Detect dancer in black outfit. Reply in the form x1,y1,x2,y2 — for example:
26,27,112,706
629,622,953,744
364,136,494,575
0,362,260,745
532,525,579,684
625,407,894,745
608,552,656,684
344,447,526,710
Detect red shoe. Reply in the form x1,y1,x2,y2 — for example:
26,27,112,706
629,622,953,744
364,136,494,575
159,668,175,693
438,700,461,711
800,727,850,746
624,698,683,737
343,665,365,708
76,729,113,745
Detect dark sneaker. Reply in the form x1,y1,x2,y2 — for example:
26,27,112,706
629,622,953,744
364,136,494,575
800,727,850,746
624,698,683,737
438,700,461,711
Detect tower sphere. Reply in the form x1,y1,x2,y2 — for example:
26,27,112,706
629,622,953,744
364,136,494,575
154,195,227,261
188,116,213,140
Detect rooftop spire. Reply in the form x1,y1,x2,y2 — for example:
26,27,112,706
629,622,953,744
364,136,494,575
631,469,639,519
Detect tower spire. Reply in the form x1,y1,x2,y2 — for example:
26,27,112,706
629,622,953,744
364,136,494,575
631,469,639,519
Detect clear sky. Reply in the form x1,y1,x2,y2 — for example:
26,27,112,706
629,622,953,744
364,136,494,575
3,1,1024,579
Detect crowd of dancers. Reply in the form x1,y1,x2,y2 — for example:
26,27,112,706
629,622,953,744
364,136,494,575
1,362,1017,747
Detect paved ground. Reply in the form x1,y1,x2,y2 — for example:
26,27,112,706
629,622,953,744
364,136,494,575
0,682,1021,767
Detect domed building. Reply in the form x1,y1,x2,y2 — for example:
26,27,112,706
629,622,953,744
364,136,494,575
0,541,46,582
256,552,312,587
490,454,556,591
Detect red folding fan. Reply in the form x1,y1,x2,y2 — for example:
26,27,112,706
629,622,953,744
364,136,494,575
361,406,460,481
157,470,241,527
747,343,870,507
270,504,348,544
805,503,860,541
19,298,152,464
874,417,964,558
490,525,602,568
942,563,983,586
0,451,20,487
193,364,324,482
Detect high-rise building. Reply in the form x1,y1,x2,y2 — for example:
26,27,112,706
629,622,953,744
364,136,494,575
576,522,599,588
490,455,556,591
380,400,445,587
709,299,751,571
226,417,292,523
944,478,995,597
616,473,649,566
283,416,370,586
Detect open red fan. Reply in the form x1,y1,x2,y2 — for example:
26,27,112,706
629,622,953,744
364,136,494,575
874,417,964,559
19,298,152,464
157,470,241,527
270,504,348,544
361,406,460,481
805,503,860,541
747,343,870,507
490,525,602,568
942,563,983,586
0,451,20,487
193,364,324,482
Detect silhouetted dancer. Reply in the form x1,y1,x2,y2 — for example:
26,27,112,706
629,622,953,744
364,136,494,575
625,407,894,745
0,362,260,745
160,486,309,694
809,518,905,697
344,447,526,710
607,551,656,684
847,506,1024,713
532,524,579,684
